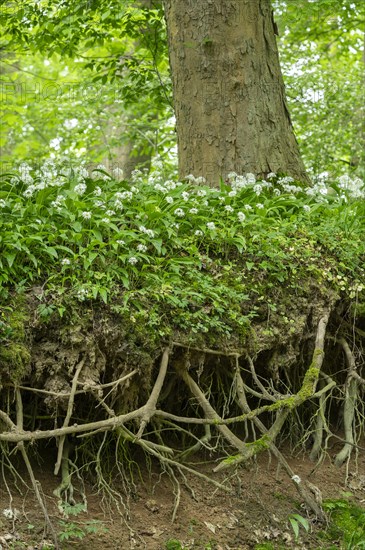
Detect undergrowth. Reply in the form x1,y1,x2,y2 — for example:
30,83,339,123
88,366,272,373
0,162,364,342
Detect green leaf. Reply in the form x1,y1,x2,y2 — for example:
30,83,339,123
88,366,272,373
44,246,58,258
5,253,16,267
99,288,108,303
289,517,300,540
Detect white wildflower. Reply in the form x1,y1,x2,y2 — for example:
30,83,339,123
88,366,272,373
195,229,203,236
267,172,276,179
197,189,207,197
137,244,147,253
228,190,237,197
237,211,246,222
303,205,311,212
114,200,123,210
224,205,234,213
232,175,248,189
101,218,110,223
246,173,256,184
154,183,167,193
23,174,34,185
81,211,91,220
112,167,124,180
174,208,185,217
77,167,89,179
128,256,138,265
189,207,198,214
166,196,174,204
120,191,133,200
23,186,36,197
244,204,253,211
77,287,88,301
116,239,125,245
273,188,281,196
64,118,78,130
207,222,216,230
94,186,102,196
74,183,87,195
106,210,115,216
131,169,142,182
253,184,262,195
278,176,294,185
256,203,264,209
165,180,176,190
182,191,190,201
61,258,71,265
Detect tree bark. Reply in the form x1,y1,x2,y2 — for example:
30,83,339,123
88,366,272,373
163,0,309,186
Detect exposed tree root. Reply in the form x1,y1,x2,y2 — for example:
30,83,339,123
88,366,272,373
2,303,365,527
15,389,59,548
234,365,325,520
334,338,359,467
136,347,169,439
54,357,85,476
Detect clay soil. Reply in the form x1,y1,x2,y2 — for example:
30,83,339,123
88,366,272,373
1,441,365,550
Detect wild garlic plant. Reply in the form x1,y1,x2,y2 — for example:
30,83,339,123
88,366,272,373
0,159,364,335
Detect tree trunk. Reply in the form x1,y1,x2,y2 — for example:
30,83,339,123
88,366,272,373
163,0,309,186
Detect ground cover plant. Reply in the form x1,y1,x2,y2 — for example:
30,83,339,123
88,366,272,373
0,162,364,547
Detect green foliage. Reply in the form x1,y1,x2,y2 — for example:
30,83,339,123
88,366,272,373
0,164,364,343
288,513,310,541
0,0,173,167
322,497,365,549
165,540,186,550
275,0,364,178
58,519,107,542
57,502,108,543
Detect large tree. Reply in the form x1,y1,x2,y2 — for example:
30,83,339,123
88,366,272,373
163,0,309,185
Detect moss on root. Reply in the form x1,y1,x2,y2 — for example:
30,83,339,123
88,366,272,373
0,298,31,383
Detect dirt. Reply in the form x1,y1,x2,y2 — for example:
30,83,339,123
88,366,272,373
1,442,365,550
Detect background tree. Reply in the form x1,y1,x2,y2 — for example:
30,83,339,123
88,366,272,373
163,0,309,185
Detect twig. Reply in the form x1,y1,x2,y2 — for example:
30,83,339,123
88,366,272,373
247,355,277,402
172,341,241,357
7,370,138,397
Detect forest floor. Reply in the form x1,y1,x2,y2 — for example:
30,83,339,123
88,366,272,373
1,439,365,550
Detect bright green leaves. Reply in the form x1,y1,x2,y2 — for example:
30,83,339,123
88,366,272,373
0,165,364,339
